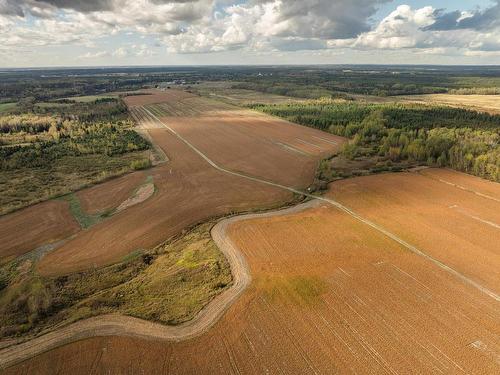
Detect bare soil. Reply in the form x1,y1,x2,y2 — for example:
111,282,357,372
123,89,195,107
327,169,500,293
6,188,499,373
34,89,343,276
77,171,146,215
0,200,80,262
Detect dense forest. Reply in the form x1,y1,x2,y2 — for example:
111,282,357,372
0,99,148,171
256,101,500,182
0,98,151,214
232,67,500,97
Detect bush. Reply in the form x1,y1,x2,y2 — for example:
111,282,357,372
130,158,152,170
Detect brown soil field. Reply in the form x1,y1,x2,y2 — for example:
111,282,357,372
76,171,147,215
33,89,343,276
328,169,500,294
7,197,499,374
123,89,195,107
0,200,80,263
419,168,500,201
161,112,342,187
36,128,290,276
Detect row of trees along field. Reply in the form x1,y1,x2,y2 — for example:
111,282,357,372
255,100,500,182
447,87,500,95
0,99,149,170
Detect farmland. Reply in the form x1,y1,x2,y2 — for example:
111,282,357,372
0,88,343,342
33,90,341,277
0,65,499,374
5,169,499,374
256,100,500,182
402,93,500,114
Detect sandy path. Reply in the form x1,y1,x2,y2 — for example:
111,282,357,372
0,202,319,370
114,183,155,214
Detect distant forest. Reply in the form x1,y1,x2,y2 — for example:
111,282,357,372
1,65,499,102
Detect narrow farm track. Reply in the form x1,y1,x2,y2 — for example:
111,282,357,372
417,168,500,203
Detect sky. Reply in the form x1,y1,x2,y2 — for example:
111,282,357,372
0,0,499,67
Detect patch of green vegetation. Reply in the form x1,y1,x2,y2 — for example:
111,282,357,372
0,221,231,338
130,158,152,170
0,98,151,214
451,76,500,91
262,275,328,306
35,102,72,108
0,102,16,113
0,151,149,215
60,193,105,229
233,82,335,99
63,95,118,103
121,249,144,263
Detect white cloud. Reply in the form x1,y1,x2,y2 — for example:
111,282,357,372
353,5,436,49
0,1,499,64
80,50,109,59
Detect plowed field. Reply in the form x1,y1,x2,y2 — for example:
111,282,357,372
7,180,499,373
0,200,80,262
328,169,500,293
33,90,343,275
4,89,496,374
76,171,147,215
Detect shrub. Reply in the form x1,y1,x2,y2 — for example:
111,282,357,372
130,158,152,170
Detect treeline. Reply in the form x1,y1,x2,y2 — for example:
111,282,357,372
255,100,500,131
232,82,343,100
16,98,129,123
448,87,500,95
0,121,149,170
0,100,149,170
256,101,500,182
0,115,58,134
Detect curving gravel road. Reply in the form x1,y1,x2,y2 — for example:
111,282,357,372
0,201,322,370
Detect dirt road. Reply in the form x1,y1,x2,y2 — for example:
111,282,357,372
0,202,319,369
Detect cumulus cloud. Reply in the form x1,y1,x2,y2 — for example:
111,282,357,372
162,0,391,53
425,0,500,31
353,5,436,49
34,0,115,13
0,0,25,16
0,0,499,62
252,0,391,39
351,4,500,54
